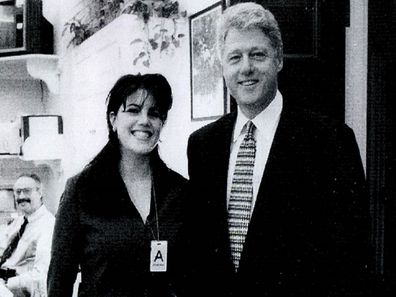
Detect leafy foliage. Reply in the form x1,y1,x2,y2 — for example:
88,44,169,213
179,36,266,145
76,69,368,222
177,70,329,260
63,0,187,67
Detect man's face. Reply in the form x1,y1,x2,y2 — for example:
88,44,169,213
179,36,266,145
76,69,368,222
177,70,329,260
13,177,42,216
222,28,283,119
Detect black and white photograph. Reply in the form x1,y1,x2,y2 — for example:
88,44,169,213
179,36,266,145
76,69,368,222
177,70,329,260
0,0,395,296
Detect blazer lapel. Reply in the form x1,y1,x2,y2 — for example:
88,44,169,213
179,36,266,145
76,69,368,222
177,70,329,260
205,113,236,266
253,107,298,208
240,107,301,268
211,112,236,208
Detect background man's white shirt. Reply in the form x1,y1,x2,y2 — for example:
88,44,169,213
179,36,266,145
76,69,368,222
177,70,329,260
0,205,55,296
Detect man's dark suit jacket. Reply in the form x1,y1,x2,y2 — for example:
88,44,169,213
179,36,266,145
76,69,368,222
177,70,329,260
182,106,371,297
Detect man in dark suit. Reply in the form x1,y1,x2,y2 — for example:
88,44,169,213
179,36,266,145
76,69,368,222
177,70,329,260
182,2,371,296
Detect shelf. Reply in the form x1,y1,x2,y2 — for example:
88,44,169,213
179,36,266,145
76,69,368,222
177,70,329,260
0,54,60,94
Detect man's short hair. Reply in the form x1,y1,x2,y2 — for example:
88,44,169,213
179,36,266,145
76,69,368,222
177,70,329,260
17,173,41,185
16,173,42,192
217,2,283,61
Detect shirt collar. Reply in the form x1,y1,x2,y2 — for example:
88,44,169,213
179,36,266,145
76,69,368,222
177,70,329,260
26,204,47,223
233,90,283,142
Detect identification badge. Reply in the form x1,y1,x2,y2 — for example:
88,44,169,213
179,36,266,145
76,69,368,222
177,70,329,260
150,240,168,272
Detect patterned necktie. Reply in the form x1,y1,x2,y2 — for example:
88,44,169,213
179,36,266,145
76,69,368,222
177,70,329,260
0,217,28,267
228,121,256,271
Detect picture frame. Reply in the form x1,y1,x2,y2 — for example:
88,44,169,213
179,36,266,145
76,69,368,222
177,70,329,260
190,2,226,121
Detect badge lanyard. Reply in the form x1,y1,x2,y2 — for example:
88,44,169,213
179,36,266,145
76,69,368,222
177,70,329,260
151,178,160,241
150,174,167,272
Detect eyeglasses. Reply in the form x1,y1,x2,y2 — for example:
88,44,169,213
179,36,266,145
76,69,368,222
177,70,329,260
13,187,39,196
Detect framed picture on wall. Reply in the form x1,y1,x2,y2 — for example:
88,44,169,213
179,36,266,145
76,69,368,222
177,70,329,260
190,2,226,121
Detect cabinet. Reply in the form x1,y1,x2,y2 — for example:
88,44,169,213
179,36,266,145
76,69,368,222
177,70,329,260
0,54,59,94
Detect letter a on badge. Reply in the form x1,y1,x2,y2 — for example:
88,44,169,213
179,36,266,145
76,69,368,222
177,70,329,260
150,240,167,272
155,250,164,262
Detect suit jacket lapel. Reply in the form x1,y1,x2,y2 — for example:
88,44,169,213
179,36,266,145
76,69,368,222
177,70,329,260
205,113,236,265
253,107,297,207
240,107,301,268
212,112,236,209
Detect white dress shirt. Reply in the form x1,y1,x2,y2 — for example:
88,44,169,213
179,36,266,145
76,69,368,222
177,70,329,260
0,205,55,297
227,91,283,214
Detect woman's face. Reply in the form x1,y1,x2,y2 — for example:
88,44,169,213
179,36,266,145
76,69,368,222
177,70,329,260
110,89,164,156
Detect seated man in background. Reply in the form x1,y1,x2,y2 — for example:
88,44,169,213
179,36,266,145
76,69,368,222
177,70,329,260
0,174,55,297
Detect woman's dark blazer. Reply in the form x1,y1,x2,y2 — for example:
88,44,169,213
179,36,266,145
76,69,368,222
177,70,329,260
182,106,372,297
47,142,187,297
